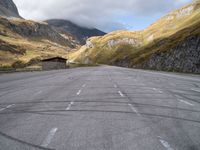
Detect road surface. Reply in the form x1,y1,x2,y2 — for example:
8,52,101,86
0,66,200,150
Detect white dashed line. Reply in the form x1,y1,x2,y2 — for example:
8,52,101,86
42,128,58,147
77,90,82,96
153,88,163,93
0,104,15,112
66,102,74,110
82,84,86,88
6,104,15,108
118,91,124,97
128,104,141,116
178,99,194,106
33,90,42,97
0,108,6,112
158,136,174,150
114,84,117,88
191,88,200,93
65,105,71,110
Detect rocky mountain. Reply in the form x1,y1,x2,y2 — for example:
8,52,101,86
46,19,106,44
0,0,21,18
71,0,200,73
0,0,82,68
0,16,80,67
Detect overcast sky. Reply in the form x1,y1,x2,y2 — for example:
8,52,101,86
13,0,193,32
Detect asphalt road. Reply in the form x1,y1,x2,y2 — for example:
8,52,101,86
0,66,200,150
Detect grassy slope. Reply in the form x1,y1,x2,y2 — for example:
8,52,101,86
0,17,76,67
71,0,200,65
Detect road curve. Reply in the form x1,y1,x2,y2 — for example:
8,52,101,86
0,66,200,150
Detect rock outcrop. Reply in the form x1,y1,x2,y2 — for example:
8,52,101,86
108,38,141,48
134,35,200,73
0,17,76,48
0,0,21,18
46,19,106,44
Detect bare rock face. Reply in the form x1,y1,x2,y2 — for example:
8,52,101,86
0,17,75,48
0,0,21,18
134,35,200,73
86,39,94,48
108,38,141,48
46,19,106,45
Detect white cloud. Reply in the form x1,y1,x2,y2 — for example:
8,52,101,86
13,0,192,32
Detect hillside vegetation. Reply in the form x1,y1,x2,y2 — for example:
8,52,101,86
0,17,79,68
70,0,200,71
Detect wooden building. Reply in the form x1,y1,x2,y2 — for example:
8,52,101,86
42,57,67,70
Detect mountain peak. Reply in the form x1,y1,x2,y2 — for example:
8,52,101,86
0,0,21,18
46,19,106,44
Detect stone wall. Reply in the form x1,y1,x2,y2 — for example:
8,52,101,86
134,35,200,73
42,61,67,70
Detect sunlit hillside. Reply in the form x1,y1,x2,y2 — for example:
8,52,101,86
0,17,79,68
71,0,200,71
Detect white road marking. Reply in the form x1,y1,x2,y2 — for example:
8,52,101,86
158,136,174,150
178,99,194,106
0,104,15,112
42,128,58,147
65,106,71,111
66,102,74,110
114,84,117,88
6,104,15,108
0,108,6,112
82,84,86,88
153,88,163,93
118,91,124,97
128,104,141,116
191,88,200,93
77,90,82,95
34,90,42,96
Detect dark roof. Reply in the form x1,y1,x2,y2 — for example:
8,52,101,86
42,57,67,62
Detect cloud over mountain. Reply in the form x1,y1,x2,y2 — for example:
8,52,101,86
13,0,192,32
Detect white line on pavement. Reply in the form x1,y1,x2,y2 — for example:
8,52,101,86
191,88,200,93
77,90,82,95
6,104,15,108
0,104,15,112
114,84,117,88
82,84,86,88
153,88,163,93
118,91,124,97
158,136,174,150
0,108,6,112
65,106,71,110
33,90,42,96
66,102,74,110
128,104,141,116
42,128,58,147
178,99,194,106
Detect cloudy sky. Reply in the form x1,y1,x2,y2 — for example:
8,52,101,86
13,0,192,32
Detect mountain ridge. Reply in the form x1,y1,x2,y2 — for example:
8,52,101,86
46,19,106,44
0,0,21,18
70,0,200,73
0,0,105,68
